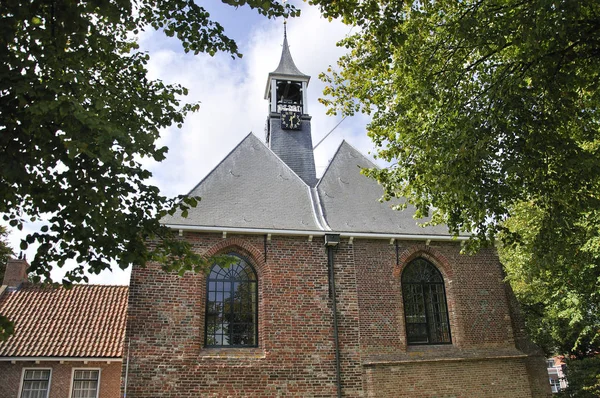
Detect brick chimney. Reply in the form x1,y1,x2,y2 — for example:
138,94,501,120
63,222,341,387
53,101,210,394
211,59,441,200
3,257,29,289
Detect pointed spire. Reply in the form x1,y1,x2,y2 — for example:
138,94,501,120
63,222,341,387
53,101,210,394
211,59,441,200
264,24,310,100
270,23,308,78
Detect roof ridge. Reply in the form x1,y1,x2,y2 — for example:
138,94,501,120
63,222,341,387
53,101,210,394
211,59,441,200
260,134,313,189
339,140,379,170
17,284,129,289
316,140,380,190
315,140,346,189
178,132,255,199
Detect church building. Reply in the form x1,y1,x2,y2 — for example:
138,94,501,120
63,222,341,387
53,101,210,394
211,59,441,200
123,30,550,397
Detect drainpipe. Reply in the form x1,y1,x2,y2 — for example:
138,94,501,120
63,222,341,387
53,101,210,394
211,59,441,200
325,234,342,398
123,338,130,398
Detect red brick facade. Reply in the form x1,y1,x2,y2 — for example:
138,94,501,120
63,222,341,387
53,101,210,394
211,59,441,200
2,259,27,288
0,361,122,398
123,232,550,397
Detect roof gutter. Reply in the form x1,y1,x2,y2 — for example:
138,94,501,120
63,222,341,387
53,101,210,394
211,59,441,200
164,224,469,242
0,357,122,362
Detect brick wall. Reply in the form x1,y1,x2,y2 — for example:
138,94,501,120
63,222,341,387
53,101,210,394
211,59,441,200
0,361,122,398
123,232,549,397
2,259,27,288
363,358,533,397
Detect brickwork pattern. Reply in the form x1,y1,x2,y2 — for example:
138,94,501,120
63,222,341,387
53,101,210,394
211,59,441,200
363,358,532,397
355,241,516,360
123,232,549,397
0,361,121,398
124,233,362,397
2,259,27,287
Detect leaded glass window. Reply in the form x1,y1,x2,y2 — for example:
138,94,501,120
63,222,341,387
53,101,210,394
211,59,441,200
402,258,451,345
71,370,99,398
21,369,51,398
205,254,258,347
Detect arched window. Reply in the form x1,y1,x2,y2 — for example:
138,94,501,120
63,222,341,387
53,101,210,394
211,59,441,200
205,254,258,347
402,258,451,345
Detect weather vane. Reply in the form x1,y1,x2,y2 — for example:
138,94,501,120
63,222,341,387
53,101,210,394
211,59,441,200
282,0,288,34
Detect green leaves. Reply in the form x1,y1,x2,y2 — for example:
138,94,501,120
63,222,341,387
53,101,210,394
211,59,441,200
0,227,13,280
0,0,298,284
316,0,600,353
558,356,600,397
0,315,15,343
499,202,600,355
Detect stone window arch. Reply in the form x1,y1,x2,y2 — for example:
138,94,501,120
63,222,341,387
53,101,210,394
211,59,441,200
402,257,452,345
205,253,258,347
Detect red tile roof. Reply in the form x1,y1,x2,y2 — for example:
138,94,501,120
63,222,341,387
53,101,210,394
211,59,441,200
0,284,128,358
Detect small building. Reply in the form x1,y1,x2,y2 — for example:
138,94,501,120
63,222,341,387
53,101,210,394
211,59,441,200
547,357,568,393
122,30,552,397
0,258,128,398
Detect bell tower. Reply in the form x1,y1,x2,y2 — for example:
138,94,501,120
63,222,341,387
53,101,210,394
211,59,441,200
265,25,317,187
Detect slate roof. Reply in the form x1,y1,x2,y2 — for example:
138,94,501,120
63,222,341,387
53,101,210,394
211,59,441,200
269,28,309,79
0,284,128,358
317,141,450,235
164,136,452,236
163,133,321,231
265,27,310,100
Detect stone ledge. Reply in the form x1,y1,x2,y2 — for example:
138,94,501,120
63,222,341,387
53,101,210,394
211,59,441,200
199,347,266,360
362,347,528,367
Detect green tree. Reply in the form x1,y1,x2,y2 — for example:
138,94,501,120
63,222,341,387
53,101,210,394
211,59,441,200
499,202,599,357
1,0,298,283
558,356,600,397
314,0,600,349
0,226,12,282
0,225,14,341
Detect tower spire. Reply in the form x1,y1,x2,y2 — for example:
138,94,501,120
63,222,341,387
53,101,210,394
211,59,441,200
270,23,308,78
264,27,317,186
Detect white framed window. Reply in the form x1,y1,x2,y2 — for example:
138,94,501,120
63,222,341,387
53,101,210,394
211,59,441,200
70,369,101,398
20,368,52,398
550,377,561,393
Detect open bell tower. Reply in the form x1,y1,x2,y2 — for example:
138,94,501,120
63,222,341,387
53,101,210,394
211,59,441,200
265,24,317,187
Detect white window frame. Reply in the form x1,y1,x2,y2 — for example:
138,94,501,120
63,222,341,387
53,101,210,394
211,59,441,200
18,368,52,398
549,377,561,393
69,368,102,398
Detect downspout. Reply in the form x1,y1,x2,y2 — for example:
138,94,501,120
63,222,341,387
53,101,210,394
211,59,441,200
325,234,342,398
123,338,130,398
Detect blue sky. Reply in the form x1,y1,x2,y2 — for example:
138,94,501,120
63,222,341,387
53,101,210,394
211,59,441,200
7,1,379,285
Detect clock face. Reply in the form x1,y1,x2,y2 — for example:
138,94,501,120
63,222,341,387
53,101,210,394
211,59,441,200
281,111,301,130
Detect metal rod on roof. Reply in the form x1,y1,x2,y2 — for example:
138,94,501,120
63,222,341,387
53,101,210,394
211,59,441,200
313,116,347,150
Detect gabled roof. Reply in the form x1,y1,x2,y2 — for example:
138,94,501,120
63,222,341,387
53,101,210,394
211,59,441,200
0,285,128,358
164,136,455,237
162,133,320,231
316,141,450,235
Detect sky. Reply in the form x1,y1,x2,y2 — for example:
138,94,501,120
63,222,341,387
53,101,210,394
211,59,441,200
6,1,379,285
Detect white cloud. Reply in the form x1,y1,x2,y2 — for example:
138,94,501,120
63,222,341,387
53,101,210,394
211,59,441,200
5,5,381,286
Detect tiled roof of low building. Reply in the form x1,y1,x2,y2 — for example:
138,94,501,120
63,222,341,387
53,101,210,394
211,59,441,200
0,284,128,358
